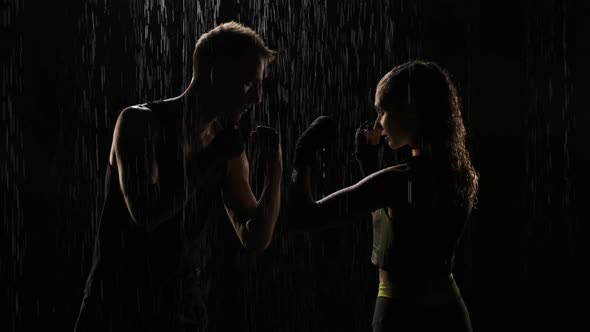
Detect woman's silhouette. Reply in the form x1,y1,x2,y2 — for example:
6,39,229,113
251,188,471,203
288,60,478,331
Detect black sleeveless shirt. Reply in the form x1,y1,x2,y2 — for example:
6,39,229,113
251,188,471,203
75,100,227,331
371,156,470,278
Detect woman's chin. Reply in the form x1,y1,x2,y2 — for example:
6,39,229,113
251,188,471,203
387,140,405,150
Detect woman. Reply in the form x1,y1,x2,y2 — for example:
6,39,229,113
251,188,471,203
288,60,478,331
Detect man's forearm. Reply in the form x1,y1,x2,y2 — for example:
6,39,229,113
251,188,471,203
244,161,282,250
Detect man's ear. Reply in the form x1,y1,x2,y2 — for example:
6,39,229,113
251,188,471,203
209,65,217,88
193,63,213,92
210,63,230,88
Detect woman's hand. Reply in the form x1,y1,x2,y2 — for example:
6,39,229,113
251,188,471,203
354,121,382,177
366,121,383,146
356,120,382,147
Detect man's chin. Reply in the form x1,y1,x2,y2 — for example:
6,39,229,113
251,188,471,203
218,112,243,128
223,118,240,129
233,112,244,121
228,114,242,126
231,109,249,122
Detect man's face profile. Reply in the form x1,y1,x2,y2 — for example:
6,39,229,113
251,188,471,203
210,56,265,123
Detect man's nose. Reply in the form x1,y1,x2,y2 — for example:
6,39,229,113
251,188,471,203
247,83,262,105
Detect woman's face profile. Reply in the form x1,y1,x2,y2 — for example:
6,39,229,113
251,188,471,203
374,87,417,150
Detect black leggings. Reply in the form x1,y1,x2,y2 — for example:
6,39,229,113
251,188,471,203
372,296,472,332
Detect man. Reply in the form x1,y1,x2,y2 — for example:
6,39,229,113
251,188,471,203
74,22,281,331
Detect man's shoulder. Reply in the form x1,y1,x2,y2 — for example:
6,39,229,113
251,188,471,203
120,102,155,115
117,104,159,126
113,104,161,145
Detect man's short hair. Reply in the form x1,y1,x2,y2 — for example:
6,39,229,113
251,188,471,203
193,21,275,84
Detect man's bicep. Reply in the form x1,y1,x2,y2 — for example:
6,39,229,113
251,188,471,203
222,152,257,226
114,109,159,223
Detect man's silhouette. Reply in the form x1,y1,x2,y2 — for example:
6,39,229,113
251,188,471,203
74,22,282,332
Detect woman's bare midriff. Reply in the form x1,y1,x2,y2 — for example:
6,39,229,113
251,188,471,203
380,207,395,284
379,268,392,284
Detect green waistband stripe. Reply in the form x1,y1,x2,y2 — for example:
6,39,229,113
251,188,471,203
378,283,394,298
376,274,462,305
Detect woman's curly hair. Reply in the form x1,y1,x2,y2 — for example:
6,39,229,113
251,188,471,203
378,60,479,210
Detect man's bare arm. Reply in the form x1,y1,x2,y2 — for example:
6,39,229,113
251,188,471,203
222,147,282,251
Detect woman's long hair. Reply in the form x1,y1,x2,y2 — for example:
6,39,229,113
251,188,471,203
379,60,479,210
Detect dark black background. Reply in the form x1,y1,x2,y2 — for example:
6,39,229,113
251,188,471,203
2,0,589,331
